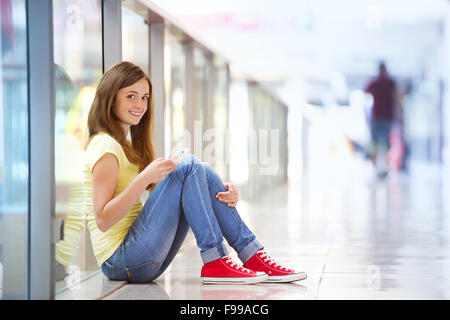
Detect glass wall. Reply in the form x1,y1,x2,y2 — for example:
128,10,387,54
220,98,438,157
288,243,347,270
193,47,207,136
52,0,103,293
0,0,29,299
229,80,250,191
212,59,229,179
122,7,149,73
235,83,288,201
164,32,186,153
248,84,265,199
271,99,288,184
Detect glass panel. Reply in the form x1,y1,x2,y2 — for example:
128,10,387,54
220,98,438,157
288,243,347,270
52,0,103,293
213,60,228,178
0,0,29,299
122,7,149,73
229,81,249,192
193,47,207,132
165,33,186,152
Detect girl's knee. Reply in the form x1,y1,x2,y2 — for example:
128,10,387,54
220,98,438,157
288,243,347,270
181,153,200,165
174,154,203,177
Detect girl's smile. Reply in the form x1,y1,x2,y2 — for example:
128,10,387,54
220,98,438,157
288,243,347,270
129,110,143,118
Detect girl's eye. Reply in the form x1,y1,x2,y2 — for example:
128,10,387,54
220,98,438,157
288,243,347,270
128,95,135,99
143,96,149,101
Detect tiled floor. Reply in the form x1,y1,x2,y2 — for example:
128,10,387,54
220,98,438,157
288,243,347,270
58,158,450,300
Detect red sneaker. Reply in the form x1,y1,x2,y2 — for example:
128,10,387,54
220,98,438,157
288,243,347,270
201,256,268,284
243,249,307,283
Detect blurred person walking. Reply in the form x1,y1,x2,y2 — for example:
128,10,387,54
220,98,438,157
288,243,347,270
364,61,397,178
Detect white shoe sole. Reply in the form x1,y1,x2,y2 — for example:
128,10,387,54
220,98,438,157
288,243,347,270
264,272,307,283
202,272,269,285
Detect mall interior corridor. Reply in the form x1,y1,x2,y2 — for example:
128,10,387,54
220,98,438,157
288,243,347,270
2,0,450,302
56,157,450,300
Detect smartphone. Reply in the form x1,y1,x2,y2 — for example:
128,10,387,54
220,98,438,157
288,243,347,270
169,147,189,159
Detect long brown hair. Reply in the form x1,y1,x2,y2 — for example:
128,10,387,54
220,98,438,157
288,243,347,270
86,61,156,191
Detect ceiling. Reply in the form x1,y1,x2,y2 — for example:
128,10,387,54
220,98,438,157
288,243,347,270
150,0,448,106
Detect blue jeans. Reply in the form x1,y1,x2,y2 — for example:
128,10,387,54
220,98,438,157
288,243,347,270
370,118,392,153
101,154,263,283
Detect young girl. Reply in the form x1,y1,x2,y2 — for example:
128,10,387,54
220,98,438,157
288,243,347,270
83,61,306,284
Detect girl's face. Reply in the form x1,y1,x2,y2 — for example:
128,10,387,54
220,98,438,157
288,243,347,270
113,78,149,134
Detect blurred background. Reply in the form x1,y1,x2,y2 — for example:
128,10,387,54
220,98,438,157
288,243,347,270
152,0,448,178
1,0,450,299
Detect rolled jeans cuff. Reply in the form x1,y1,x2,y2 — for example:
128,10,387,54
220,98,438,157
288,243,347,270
201,242,228,264
238,239,263,264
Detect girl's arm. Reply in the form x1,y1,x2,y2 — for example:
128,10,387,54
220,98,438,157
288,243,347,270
92,154,178,232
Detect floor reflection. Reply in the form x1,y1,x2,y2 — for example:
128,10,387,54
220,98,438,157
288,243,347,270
104,282,170,300
200,282,310,300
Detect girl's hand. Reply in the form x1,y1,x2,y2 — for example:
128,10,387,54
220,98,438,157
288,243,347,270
141,157,178,184
216,182,238,207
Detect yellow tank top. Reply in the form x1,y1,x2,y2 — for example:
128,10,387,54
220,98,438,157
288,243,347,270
83,133,142,266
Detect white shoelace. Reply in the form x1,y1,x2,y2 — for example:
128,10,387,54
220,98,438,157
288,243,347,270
224,257,251,273
258,250,288,271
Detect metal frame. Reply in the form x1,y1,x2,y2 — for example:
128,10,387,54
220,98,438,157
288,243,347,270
149,22,166,157
205,54,215,133
225,63,231,181
102,0,122,70
184,41,198,157
27,0,55,299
